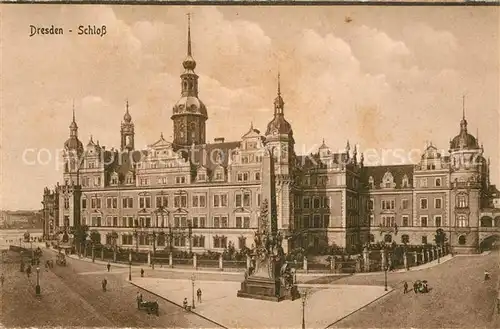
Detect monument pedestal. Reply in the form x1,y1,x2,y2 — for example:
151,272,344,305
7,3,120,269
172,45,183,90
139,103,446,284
237,276,300,302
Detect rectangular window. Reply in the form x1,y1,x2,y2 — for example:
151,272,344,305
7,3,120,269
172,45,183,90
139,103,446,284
236,216,242,228
156,195,168,208
313,214,321,228
368,199,374,210
402,199,409,210
402,215,409,227
322,197,330,208
255,172,261,181
381,200,395,210
243,216,250,228
303,197,310,209
113,216,118,227
82,199,87,209
175,176,186,184
235,194,242,207
221,216,228,228
420,178,428,188
421,216,428,227
435,198,442,209
213,194,227,207
213,216,220,228
192,194,206,208
257,193,261,207
435,178,442,187
303,215,310,229
420,198,428,209
106,197,112,209
243,193,251,207
122,197,133,208
199,216,206,228
237,173,243,182
422,236,428,244
369,214,374,226
323,215,329,228
435,215,442,227
313,198,320,209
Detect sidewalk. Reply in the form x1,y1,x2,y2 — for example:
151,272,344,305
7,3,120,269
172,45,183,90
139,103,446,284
130,277,391,329
52,248,459,279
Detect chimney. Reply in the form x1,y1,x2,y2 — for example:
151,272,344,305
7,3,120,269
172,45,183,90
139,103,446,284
214,137,225,143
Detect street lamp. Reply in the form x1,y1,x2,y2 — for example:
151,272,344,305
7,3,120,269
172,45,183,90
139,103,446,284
35,267,41,295
191,274,196,310
128,250,132,281
301,290,307,329
384,265,388,291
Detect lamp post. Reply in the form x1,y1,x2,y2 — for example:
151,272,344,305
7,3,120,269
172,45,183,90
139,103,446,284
128,250,132,281
35,267,41,295
191,274,196,310
384,265,388,291
301,290,307,329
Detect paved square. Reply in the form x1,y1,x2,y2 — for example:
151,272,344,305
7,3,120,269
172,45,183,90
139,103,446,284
131,278,389,328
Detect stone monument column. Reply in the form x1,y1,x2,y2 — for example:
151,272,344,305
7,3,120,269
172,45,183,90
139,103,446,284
363,247,370,272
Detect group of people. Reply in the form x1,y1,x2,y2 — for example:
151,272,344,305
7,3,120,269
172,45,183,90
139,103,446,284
403,281,429,294
182,288,203,311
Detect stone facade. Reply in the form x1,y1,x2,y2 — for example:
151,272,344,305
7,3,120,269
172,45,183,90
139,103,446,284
41,18,500,254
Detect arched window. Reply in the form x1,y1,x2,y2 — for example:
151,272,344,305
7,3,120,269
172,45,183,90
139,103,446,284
456,194,468,208
458,235,466,245
384,234,392,243
369,234,375,243
457,214,468,228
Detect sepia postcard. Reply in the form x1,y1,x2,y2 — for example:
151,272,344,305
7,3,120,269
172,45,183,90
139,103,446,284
0,2,499,329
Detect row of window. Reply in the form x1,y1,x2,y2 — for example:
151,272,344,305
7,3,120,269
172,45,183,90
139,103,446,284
369,197,444,211
294,214,330,229
295,196,330,209
83,214,252,229
371,214,444,227
78,192,261,210
368,176,444,189
118,234,246,249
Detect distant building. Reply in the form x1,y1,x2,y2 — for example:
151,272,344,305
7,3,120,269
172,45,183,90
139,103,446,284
41,17,500,254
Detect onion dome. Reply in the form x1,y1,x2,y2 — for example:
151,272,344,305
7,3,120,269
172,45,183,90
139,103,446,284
450,106,478,150
173,96,207,118
123,100,132,123
64,137,83,152
265,73,293,136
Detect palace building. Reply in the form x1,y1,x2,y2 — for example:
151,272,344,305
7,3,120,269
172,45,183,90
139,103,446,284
42,18,500,254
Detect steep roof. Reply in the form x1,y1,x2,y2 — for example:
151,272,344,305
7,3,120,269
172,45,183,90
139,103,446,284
362,164,414,189
191,141,240,172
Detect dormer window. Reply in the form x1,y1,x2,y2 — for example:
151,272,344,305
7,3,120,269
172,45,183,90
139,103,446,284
402,174,409,188
197,172,206,182
368,176,374,189
214,170,224,181
381,171,395,189
126,175,134,185
111,175,118,185
88,162,95,169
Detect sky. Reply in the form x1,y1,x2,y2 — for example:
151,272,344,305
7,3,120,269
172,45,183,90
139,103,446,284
1,4,499,210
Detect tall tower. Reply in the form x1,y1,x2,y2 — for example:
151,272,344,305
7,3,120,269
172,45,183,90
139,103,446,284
121,100,135,151
448,96,483,253
264,74,295,253
172,14,208,149
63,104,84,184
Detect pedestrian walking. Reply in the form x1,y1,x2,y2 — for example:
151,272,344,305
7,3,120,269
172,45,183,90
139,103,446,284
484,270,490,280
0,273,4,287
197,288,202,303
102,278,107,292
140,268,144,277
107,262,111,272
136,291,143,309
413,281,418,293
183,297,188,309
403,281,408,294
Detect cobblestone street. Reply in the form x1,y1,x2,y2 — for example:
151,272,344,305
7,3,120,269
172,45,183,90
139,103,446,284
0,251,221,328
325,250,500,328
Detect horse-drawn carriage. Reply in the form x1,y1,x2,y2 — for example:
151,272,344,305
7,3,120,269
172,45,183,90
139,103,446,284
56,253,66,266
414,280,429,293
139,300,159,316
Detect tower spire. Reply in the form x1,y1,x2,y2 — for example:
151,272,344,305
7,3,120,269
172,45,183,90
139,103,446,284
277,71,281,96
72,99,76,123
187,13,192,56
462,94,466,120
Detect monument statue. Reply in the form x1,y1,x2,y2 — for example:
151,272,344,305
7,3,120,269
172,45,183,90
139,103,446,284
237,146,299,302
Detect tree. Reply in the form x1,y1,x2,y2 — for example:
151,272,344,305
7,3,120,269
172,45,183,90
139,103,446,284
434,228,447,246
73,225,89,255
89,230,101,245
